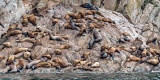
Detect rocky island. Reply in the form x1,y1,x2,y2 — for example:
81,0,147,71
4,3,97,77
0,0,160,74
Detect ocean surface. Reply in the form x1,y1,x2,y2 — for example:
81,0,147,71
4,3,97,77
0,72,160,80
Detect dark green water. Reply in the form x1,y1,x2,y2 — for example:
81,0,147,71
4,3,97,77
0,72,160,80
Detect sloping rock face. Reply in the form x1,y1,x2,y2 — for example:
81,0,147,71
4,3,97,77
0,0,159,73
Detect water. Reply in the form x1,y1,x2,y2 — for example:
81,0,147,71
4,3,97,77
0,72,160,80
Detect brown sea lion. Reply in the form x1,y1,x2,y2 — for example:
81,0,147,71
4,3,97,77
2,42,12,48
22,15,28,27
146,56,159,66
6,55,15,65
23,51,31,60
16,59,25,72
127,55,141,62
101,43,109,52
53,58,69,68
14,48,31,55
28,14,37,26
81,52,91,60
91,62,100,68
60,44,71,49
54,49,62,55
75,24,87,38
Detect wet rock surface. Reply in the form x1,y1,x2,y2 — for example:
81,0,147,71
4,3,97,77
0,0,160,73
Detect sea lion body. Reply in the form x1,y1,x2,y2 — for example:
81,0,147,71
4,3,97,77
28,14,37,26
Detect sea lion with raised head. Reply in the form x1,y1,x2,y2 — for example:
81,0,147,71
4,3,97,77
81,52,91,60
22,15,28,27
28,14,37,26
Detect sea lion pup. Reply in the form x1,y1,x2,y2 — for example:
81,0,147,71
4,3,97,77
146,37,157,45
54,49,62,55
146,56,159,66
101,43,109,52
93,29,102,42
22,15,28,27
49,32,64,41
32,62,52,69
60,44,71,49
16,59,25,72
14,48,31,55
26,60,41,69
127,55,141,62
0,22,4,28
52,58,69,68
81,52,91,60
91,62,100,68
75,24,87,38
28,14,37,26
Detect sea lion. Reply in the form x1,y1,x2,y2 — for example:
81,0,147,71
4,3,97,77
27,31,38,38
49,33,64,41
23,51,31,60
75,24,87,38
41,53,52,59
16,38,42,45
61,35,69,40
32,62,52,69
146,56,159,65
141,48,148,57
127,55,141,62
26,60,41,69
64,14,70,20
101,43,109,52
28,14,37,26
73,59,81,67
93,29,102,42
60,44,71,49
2,42,12,48
22,15,28,27
81,52,91,60
52,18,59,26
53,58,68,68
149,48,157,56
6,30,23,37
124,36,131,41
91,62,100,68
14,48,31,55
118,37,125,43
100,51,108,59
54,49,62,55
80,3,99,11
16,59,25,72
6,55,15,65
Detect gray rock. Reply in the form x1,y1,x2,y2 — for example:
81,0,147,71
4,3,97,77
134,63,152,72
